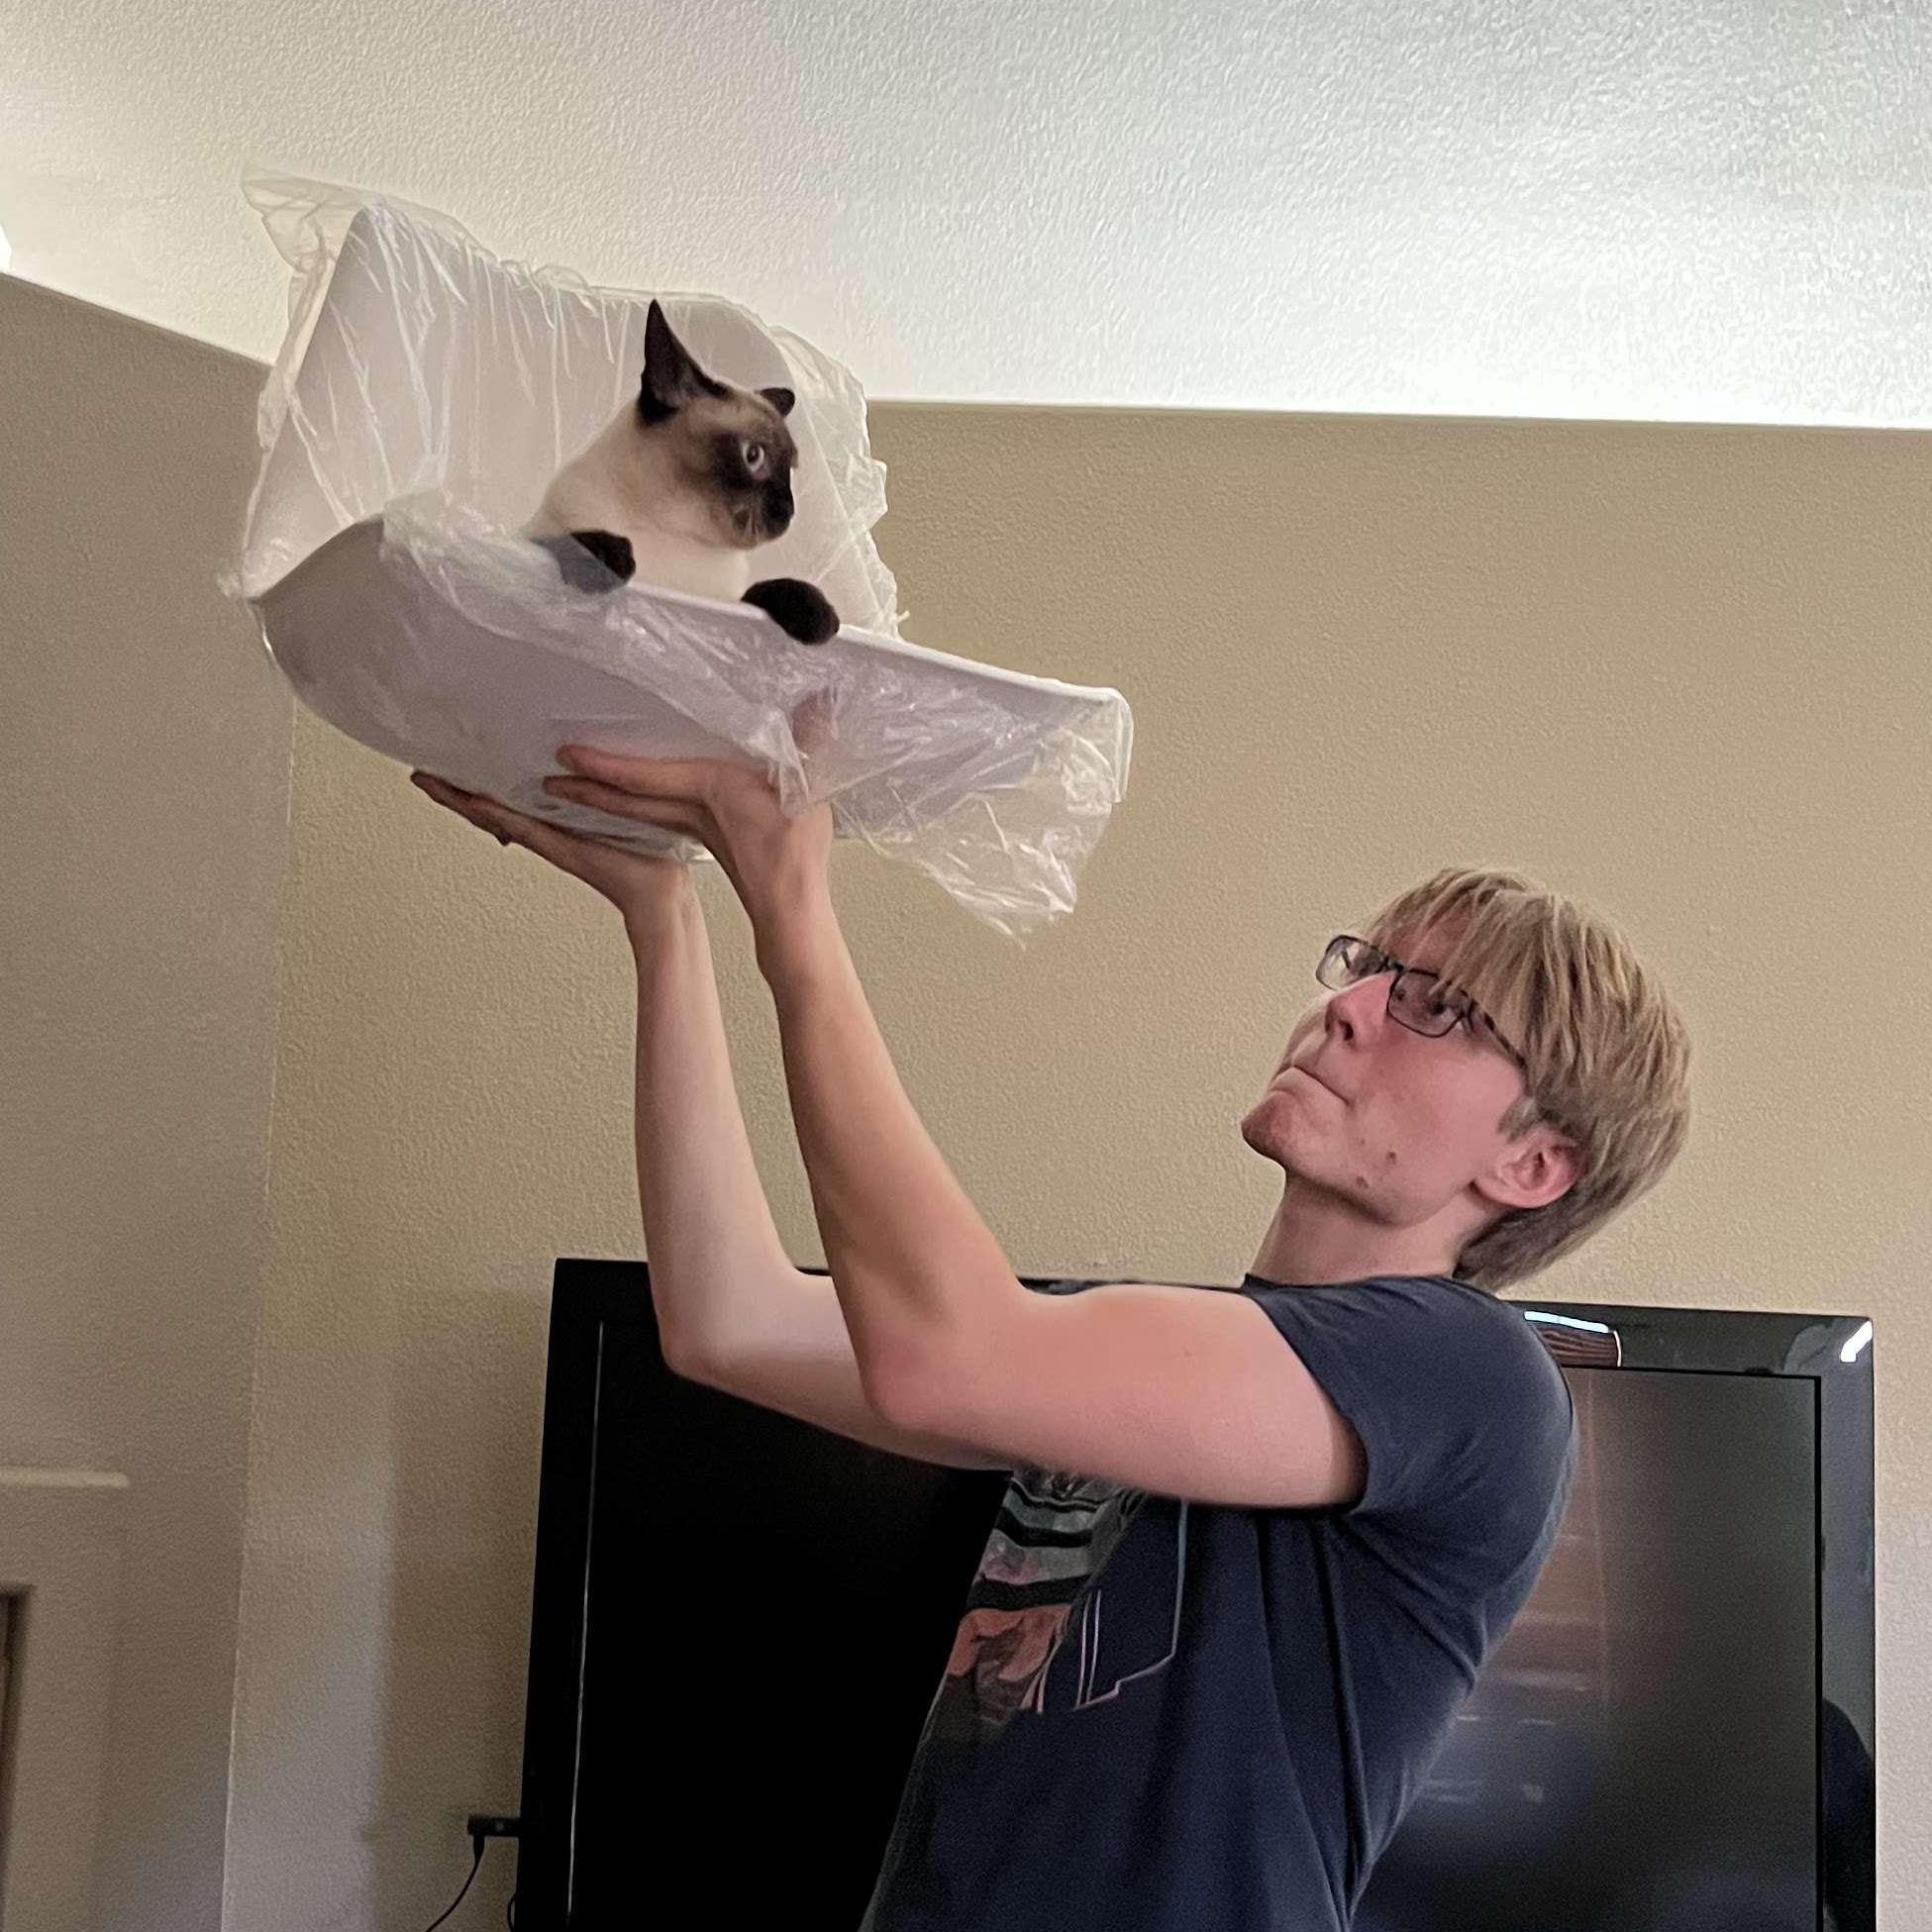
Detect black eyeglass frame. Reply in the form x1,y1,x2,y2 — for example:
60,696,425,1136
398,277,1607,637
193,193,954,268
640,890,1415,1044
1316,934,1529,1073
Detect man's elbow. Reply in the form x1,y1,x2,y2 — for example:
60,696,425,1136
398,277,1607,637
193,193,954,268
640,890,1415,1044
862,1280,1023,1437
659,1322,728,1389
859,1325,964,1439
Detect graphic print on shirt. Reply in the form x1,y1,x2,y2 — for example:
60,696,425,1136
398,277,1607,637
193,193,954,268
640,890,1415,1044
926,1467,1189,1742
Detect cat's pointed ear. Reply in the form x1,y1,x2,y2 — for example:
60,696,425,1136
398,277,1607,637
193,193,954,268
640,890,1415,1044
639,299,726,424
760,385,796,418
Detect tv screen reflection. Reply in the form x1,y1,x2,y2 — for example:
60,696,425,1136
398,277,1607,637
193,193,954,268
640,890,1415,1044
1356,1368,1835,1932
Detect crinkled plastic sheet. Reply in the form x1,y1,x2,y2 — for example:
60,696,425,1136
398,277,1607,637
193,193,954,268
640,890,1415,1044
219,171,1132,938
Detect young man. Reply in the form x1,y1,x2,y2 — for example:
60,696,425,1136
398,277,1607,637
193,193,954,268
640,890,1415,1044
413,749,1692,1930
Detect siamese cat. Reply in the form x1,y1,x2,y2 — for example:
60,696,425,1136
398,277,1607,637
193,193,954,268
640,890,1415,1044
523,298,840,645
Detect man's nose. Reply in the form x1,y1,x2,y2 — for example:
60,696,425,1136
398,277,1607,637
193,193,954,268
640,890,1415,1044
1324,971,1391,1042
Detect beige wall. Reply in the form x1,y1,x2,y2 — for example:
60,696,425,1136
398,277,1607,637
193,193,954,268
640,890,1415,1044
6,275,1928,1930
1,278,289,1929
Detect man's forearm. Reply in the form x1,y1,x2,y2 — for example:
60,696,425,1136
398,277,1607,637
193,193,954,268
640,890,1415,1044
758,884,1022,1395
627,892,809,1362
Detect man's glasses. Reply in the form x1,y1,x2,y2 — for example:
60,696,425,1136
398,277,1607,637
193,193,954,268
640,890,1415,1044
1316,934,1527,1071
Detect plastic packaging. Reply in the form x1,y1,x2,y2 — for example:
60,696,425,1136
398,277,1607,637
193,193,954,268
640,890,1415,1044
220,172,1133,938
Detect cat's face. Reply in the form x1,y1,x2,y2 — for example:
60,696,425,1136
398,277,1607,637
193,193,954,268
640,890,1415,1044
635,299,802,551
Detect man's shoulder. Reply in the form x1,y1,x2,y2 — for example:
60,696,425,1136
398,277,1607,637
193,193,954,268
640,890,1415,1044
1245,1273,1576,1476
1458,1283,1576,1402
1402,1278,1575,1428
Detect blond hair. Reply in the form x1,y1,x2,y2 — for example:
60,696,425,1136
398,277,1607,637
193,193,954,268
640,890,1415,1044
1361,866,1692,1293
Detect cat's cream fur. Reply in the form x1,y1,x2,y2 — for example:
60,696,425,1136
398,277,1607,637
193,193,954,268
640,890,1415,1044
519,300,837,644
525,400,772,603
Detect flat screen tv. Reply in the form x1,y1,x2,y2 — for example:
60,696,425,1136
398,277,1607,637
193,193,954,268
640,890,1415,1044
514,1263,1874,1931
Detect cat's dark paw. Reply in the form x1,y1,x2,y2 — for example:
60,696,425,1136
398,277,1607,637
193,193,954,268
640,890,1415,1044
744,577,840,646
535,529,636,591
569,529,637,583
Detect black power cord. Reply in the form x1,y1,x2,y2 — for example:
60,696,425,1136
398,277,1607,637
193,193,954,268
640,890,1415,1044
421,1843,480,1932
421,1814,521,1932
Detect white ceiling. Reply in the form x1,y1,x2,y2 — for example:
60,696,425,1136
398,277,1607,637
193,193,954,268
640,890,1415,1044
6,0,1932,423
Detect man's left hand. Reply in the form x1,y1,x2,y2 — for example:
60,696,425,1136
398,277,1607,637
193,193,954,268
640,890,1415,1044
540,736,833,951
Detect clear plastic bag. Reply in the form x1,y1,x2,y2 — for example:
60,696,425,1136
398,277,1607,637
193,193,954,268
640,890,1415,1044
219,172,1133,938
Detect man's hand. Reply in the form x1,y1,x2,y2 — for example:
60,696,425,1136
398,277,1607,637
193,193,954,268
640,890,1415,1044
537,719,836,957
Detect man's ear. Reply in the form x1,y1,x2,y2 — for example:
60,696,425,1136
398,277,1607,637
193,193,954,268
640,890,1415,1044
1474,1126,1580,1216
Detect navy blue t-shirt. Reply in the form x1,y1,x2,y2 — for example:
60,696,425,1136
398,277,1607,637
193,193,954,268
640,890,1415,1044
860,1272,1576,1931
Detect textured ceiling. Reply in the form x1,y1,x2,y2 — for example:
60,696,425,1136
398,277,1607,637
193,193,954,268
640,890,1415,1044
5,0,1931,422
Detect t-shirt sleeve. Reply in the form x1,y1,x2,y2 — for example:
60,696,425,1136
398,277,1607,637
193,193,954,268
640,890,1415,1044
1247,1278,1576,1570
